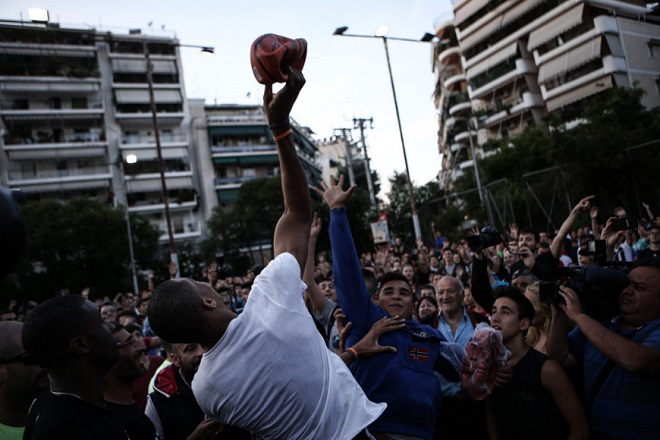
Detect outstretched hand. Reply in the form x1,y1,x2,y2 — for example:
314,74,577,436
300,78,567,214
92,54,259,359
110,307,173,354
349,315,405,357
572,195,595,214
314,175,356,210
309,212,322,239
263,67,305,128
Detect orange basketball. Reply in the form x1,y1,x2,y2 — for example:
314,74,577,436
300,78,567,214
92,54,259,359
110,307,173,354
250,34,307,84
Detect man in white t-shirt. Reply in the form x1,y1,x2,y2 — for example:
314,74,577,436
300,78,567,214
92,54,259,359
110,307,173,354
148,68,385,440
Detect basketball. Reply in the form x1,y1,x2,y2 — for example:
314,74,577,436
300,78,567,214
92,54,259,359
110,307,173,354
250,34,307,84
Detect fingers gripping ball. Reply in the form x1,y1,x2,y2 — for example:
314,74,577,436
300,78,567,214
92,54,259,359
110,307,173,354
250,34,307,84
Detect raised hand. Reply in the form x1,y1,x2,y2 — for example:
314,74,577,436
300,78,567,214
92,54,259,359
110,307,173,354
314,175,356,210
310,212,322,239
572,195,595,214
263,67,305,129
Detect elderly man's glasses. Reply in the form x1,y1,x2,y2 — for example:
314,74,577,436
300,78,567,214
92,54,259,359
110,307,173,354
0,352,37,365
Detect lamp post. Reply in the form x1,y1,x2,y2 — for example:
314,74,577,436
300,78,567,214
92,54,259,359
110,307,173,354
120,156,139,294
353,117,377,208
333,26,435,242
467,117,495,226
142,40,213,275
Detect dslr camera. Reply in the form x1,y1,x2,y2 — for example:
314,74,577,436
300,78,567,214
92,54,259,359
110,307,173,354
539,281,564,305
467,226,503,252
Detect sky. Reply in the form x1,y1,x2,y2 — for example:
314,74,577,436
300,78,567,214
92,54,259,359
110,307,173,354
0,0,455,196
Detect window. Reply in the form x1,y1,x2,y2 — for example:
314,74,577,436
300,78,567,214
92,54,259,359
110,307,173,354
655,76,660,95
13,99,29,109
71,97,88,109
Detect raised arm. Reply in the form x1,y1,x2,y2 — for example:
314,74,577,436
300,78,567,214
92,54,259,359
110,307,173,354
551,195,594,260
303,212,328,313
263,68,311,273
316,176,377,342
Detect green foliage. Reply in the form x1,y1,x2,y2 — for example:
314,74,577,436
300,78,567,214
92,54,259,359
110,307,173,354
1,198,160,303
386,172,443,245
450,85,660,231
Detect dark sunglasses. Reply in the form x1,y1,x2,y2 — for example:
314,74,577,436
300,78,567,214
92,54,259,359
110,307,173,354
0,352,37,365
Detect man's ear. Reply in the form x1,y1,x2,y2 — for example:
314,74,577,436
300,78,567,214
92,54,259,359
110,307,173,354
70,336,91,355
171,353,182,368
520,318,531,332
202,296,217,310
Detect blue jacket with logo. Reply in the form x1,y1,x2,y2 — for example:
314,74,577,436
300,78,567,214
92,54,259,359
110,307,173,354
329,208,462,440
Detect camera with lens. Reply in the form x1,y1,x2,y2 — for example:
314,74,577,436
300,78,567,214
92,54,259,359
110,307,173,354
538,281,564,305
467,226,503,252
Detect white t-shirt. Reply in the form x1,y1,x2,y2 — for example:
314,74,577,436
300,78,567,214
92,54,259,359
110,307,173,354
192,253,385,440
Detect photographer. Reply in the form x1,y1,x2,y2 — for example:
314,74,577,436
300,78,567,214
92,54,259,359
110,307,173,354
547,259,660,439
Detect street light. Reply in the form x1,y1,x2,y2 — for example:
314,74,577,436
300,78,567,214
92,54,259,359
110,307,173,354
143,40,214,275
333,26,435,241
466,117,495,226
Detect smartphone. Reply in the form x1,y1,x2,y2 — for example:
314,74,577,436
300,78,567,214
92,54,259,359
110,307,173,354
611,217,637,231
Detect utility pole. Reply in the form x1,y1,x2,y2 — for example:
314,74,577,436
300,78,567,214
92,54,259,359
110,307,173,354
353,117,377,208
332,128,356,186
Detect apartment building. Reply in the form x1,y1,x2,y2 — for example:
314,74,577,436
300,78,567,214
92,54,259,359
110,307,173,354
434,0,660,189
0,19,204,245
199,103,322,210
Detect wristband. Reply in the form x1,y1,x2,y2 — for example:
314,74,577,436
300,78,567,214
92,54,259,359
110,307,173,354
269,119,291,132
345,347,358,360
273,128,293,142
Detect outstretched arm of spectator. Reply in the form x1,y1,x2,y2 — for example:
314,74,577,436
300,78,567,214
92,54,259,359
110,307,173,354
558,285,660,374
303,212,328,313
469,230,495,312
317,175,377,341
551,195,594,260
264,68,311,273
600,217,625,261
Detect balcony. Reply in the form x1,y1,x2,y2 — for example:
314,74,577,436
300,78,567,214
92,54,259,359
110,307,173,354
4,141,107,160
125,171,194,193
157,221,202,243
438,46,461,66
0,76,101,93
128,195,198,214
443,72,466,90
6,166,112,192
0,100,105,120
214,176,257,187
470,59,537,99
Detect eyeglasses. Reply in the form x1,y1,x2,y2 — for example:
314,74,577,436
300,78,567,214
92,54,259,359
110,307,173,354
117,335,136,348
0,352,37,365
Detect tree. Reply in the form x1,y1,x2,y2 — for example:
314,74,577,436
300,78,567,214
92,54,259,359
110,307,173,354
449,85,660,231
1,198,160,303
385,172,443,247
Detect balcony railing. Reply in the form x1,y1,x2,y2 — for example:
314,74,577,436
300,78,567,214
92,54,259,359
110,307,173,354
122,134,188,144
3,131,106,146
7,166,111,182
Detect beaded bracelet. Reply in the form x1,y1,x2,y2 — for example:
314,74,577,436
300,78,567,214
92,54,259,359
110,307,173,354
345,347,359,360
273,128,293,142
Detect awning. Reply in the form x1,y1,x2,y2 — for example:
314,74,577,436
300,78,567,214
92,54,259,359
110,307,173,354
546,75,613,111
604,34,624,58
209,125,269,137
538,36,602,83
459,0,543,50
454,0,488,26
112,59,177,74
528,3,585,51
0,43,95,58
212,153,278,166
122,148,188,161
467,41,518,79
114,89,182,103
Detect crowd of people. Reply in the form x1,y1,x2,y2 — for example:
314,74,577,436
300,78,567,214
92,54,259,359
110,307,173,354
1,69,659,440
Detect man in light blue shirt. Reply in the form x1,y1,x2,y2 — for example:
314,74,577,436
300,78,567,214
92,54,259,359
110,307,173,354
435,276,488,440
